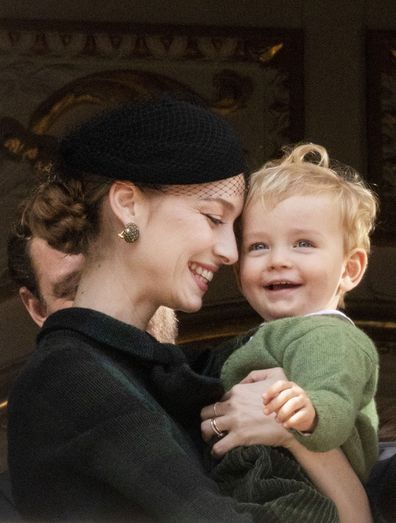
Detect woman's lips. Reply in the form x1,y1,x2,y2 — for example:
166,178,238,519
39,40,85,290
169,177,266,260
189,262,216,292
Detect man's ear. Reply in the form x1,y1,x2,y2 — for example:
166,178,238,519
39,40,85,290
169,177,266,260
108,181,141,226
339,248,368,294
19,287,47,327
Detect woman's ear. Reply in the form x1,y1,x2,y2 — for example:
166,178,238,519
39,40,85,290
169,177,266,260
339,248,368,293
108,181,141,225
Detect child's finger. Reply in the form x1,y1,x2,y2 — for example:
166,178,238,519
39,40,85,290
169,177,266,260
263,384,299,415
276,395,307,424
283,408,314,432
262,380,292,405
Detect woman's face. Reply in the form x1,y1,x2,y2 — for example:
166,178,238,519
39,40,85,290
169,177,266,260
138,174,245,313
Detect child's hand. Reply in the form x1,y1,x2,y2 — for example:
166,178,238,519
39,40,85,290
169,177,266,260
262,380,316,433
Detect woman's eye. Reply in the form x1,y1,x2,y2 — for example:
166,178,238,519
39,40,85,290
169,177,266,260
204,214,223,225
294,239,314,248
248,242,268,252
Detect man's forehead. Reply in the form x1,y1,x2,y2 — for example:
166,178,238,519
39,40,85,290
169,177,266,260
30,237,84,279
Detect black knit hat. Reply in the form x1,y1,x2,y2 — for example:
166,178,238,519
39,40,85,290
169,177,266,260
60,96,247,185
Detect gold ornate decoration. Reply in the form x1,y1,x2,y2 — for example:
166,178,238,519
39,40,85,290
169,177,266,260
258,43,284,64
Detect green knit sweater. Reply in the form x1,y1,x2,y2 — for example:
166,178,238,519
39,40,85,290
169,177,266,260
221,314,379,481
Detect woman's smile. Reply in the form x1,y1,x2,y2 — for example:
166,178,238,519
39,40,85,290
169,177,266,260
189,262,216,292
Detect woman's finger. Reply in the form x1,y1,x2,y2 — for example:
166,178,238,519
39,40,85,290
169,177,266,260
201,416,229,442
200,404,214,420
211,432,239,457
239,367,287,384
200,401,225,421
210,412,292,457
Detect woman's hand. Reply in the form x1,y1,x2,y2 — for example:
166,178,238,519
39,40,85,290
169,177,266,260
201,367,294,457
238,367,288,384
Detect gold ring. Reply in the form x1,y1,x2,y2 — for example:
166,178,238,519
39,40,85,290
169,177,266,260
210,417,224,438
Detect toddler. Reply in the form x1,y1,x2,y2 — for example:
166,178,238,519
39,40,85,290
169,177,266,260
221,143,379,481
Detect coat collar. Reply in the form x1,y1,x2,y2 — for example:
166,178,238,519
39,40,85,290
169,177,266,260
39,307,224,422
39,307,184,366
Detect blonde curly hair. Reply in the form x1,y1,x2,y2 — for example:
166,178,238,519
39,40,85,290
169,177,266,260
246,143,378,254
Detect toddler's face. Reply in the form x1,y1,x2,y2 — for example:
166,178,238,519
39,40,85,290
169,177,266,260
239,193,350,321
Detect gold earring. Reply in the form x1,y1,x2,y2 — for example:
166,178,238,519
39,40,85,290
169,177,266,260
118,222,140,243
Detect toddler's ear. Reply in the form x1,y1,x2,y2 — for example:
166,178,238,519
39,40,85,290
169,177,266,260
340,249,368,293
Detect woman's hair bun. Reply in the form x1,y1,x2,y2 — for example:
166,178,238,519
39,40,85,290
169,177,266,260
25,178,90,254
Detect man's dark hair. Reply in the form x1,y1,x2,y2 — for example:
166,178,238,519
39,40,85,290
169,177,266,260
7,222,38,298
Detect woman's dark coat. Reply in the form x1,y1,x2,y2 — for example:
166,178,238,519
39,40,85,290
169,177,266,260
8,308,337,522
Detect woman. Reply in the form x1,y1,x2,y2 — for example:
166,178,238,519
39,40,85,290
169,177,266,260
7,96,371,521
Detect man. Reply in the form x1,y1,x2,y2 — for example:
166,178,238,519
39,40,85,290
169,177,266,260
7,220,178,341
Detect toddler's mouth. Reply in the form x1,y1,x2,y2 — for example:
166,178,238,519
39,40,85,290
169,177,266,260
265,281,300,291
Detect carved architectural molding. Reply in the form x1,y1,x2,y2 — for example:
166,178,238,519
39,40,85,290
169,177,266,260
0,22,290,64
367,30,396,243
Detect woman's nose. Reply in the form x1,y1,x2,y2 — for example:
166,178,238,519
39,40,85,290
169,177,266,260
214,229,239,265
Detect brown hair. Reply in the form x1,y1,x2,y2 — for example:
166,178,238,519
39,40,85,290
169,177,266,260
7,220,38,297
22,174,112,255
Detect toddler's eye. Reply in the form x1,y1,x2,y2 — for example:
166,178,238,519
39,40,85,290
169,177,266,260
248,242,268,252
294,239,314,248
